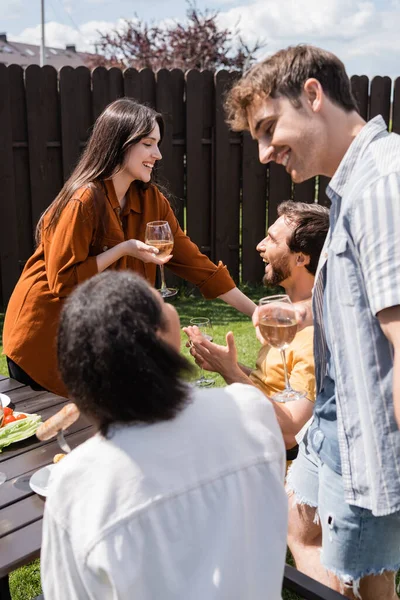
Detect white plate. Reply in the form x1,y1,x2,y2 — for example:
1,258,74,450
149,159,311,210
0,393,11,408
29,464,56,497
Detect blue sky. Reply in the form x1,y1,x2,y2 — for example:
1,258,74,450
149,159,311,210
3,0,400,78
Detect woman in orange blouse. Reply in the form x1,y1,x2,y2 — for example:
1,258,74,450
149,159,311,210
3,98,255,397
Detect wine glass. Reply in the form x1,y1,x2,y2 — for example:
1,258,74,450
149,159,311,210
145,221,177,298
189,317,215,388
258,295,305,403
0,396,7,485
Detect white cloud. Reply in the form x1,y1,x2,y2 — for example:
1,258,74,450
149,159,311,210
8,0,400,79
11,19,121,52
216,0,399,78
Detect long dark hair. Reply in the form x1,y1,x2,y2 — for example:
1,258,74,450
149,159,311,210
57,271,193,437
36,98,164,245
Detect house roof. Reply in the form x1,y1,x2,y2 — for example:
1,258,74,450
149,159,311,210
0,36,97,69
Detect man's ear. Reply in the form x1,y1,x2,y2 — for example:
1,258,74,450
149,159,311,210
296,253,311,267
303,78,323,113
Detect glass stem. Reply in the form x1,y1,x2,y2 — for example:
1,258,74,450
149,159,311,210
280,349,291,390
159,264,167,291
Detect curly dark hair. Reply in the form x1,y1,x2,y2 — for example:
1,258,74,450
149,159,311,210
57,271,193,436
278,200,330,276
225,45,359,131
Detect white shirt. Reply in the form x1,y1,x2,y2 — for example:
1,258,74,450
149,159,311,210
41,384,288,600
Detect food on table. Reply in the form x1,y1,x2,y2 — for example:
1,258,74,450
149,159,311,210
3,414,16,425
53,453,66,464
0,410,42,451
36,403,80,441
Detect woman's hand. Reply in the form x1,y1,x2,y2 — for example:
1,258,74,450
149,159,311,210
123,240,173,265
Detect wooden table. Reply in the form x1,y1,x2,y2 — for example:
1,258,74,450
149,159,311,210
0,376,93,600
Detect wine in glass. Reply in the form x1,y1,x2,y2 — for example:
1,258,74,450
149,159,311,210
189,317,215,388
145,221,177,298
258,294,305,403
0,396,7,485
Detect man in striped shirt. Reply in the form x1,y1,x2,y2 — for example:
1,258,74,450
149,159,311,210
225,45,400,599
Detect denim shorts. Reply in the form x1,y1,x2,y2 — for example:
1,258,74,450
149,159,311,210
286,438,400,595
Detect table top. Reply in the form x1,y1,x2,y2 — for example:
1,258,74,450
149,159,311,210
0,376,93,578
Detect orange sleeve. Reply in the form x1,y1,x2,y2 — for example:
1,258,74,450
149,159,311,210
158,194,236,299
43,199,98,298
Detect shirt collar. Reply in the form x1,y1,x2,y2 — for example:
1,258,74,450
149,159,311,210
102,179,142,214
327,115,387,200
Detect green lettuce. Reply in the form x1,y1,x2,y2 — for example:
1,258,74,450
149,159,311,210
0,413,42,452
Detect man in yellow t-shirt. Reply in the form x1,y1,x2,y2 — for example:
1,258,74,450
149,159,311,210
185,201,329,450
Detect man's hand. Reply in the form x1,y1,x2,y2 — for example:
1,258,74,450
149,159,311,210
183,326,240,380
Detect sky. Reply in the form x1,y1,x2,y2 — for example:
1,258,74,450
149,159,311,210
2,0,400,79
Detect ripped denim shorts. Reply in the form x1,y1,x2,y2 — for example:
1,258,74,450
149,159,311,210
286,439,400,597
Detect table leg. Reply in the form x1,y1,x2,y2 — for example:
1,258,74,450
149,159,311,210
0,575,11,600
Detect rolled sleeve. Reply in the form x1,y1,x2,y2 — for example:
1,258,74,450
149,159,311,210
354,173,400,316
44,199,98,298
159,196,236,299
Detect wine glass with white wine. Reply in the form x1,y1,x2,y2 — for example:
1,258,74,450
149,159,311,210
0,396,7,485
189,317,215,388
258,295,305,403
145,221,177,298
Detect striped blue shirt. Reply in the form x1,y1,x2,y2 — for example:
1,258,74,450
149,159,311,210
312,116,400,517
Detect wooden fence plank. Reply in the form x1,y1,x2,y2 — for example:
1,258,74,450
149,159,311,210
392,77,400,135
60,66,80,181
242,132,267,284
186,70,214,260
0,65,19,307
124,68,141,100
59,66,92,180
294,178,316,204
92,66,111,121
26,65,61,230
156,69,185,289
215,70,241,283
139,68,156,108
268,163,292,226
8,65,33,276
42,66,63,217
108,67,124,101
350,75,369,120
369,76,391,127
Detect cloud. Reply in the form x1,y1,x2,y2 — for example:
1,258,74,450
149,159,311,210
11,20,122,52
216,0,399,78
8,0,400,79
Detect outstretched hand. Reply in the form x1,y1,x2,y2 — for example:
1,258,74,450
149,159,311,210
183,325,238,376
125,239,173,265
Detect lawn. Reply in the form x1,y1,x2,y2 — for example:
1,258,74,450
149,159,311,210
2,288,305,599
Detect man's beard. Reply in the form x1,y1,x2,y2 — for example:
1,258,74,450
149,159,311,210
262,255,291,287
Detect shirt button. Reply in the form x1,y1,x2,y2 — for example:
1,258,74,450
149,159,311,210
103,245,108,252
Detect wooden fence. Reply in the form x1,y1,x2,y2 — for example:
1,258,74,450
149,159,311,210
0,65,399,307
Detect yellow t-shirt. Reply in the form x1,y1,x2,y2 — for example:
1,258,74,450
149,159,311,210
249,325,316,402
250,325,315,469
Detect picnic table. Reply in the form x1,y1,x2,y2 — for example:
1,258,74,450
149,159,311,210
0,375,346,600
0,375,94,600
